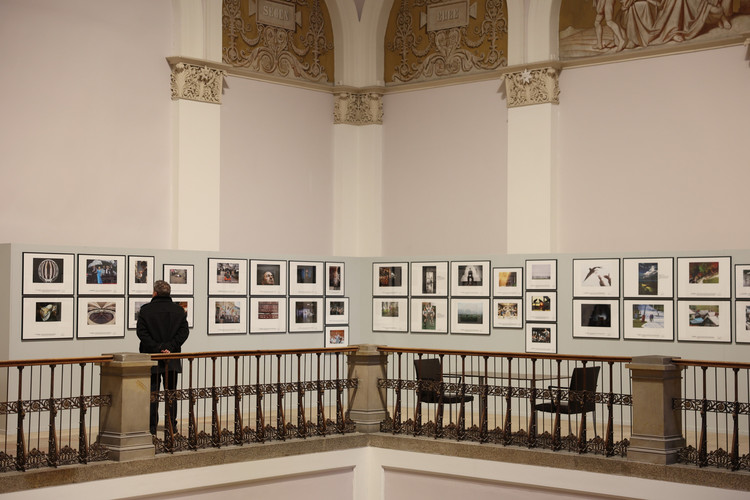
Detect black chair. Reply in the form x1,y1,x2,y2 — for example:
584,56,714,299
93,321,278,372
413,358,474,404
535,366,600,434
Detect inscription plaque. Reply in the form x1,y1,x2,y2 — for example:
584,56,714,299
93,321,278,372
427,0,468,32
258,0,296,30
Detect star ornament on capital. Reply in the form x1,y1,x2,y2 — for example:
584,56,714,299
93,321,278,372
520,69,533,84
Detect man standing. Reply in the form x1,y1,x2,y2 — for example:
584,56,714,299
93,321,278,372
137,280,190,435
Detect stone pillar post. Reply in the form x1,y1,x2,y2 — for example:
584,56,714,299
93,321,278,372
98,353,156,461
626,355,685,465
347,345,388,433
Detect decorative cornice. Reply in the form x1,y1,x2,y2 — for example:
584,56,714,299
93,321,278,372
170,62,226,104
502,67,560,108
333,92,383,126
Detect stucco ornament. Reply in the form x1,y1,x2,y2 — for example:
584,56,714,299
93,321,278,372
503,67,560,108
170,63,226,104
334,92,383,126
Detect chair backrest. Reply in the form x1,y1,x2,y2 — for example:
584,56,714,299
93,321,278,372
414,358,442,403
568,366,600,413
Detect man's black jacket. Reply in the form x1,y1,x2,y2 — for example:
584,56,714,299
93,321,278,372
136,295,189,373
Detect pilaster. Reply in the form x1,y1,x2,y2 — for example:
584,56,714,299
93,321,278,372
627,355,686,465
347,345,389,433
98,353,156,461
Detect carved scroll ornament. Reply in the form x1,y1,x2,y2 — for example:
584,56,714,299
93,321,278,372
333,92,383,126
170,63,226,104
502,67,560,108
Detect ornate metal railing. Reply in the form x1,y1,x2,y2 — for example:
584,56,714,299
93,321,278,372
377,348,632,457
0,356,112,472
673,359,750,471
150,347,359,454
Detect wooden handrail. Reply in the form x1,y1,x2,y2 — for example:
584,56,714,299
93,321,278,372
375,346,631,363
152,346,357,360
672,359,750,370
0,355,114,368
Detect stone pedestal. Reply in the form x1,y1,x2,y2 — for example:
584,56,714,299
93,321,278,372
98,353,156,461
347,345,388,433
627,355,685,465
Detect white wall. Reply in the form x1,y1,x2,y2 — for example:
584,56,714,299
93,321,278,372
556,46,750,254
382,80,509,257
220,77,335,256
0,0,174,249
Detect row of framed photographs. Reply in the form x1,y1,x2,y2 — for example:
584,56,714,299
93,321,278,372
373,295,750,346
22,253,345,297
374,261,521,298
22,296,350,341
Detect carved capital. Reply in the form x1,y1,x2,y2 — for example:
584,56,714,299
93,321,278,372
333,92,383,126
503,67,560,108
170,63,226,104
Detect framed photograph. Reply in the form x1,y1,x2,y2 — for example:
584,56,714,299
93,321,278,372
250,297,287,334
677,300,731,343
623,258,674,298
208,258,247,296
325,326,349,347
325,297,349,325
450,298,490,335
677,257,731,298
163,264,194,296
410,261,448,296
23,252,75,295
492,298,523,329
493,267,523,297
22,297,74,340
526,323,557,354
325,262,345,296
289,261,324,296
573,258,620,298
525,291,557,322
372,297,408,332
289,297,324,333
128,256,154,296
624,300,674,341
735,301,750,344
373,262,409,297
208,297,247,335
128,296,194,330
410,297,448,334
573,299,620,339
77,297,125,338
735,265,750,299
78,254,125,295
525,259,557,290
450,261,490,297
250,260,287,296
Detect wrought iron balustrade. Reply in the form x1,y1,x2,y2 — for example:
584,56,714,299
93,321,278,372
0,356,112,472
377,347,632,457
673,359,750,471
150,347,359,454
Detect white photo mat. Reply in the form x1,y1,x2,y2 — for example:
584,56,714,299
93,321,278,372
623,257,674,298
493,267,523,298
623,300,674,341
450,298,490,335
163,264,194,296
208,258,247,296
676,300,731,343
525,259,557,290
492,298,523,329
128,255,154,296
677,257,731,298
325,326,349,347
410,297,448,334
373,262,409,296
450,261,490,297
325,297,349,325
289,261,325,296
573,258,620,298
525,323,557,353
525,291,557,322
77,297,125,338
735,301,750,344
22,297,75,340
250,297,287,333
573,299,620,339
372,297,408,332
410,261,448,297
78,254,126,295
735,265,750,299
208,297,247,335
250,260,287,296
289,297,324,332
23,252,75,296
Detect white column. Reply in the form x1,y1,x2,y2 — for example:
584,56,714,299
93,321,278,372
504,0,560,254
170,0,223,251
328,0,388,257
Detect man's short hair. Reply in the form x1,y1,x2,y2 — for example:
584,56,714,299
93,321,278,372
153,280,171,296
